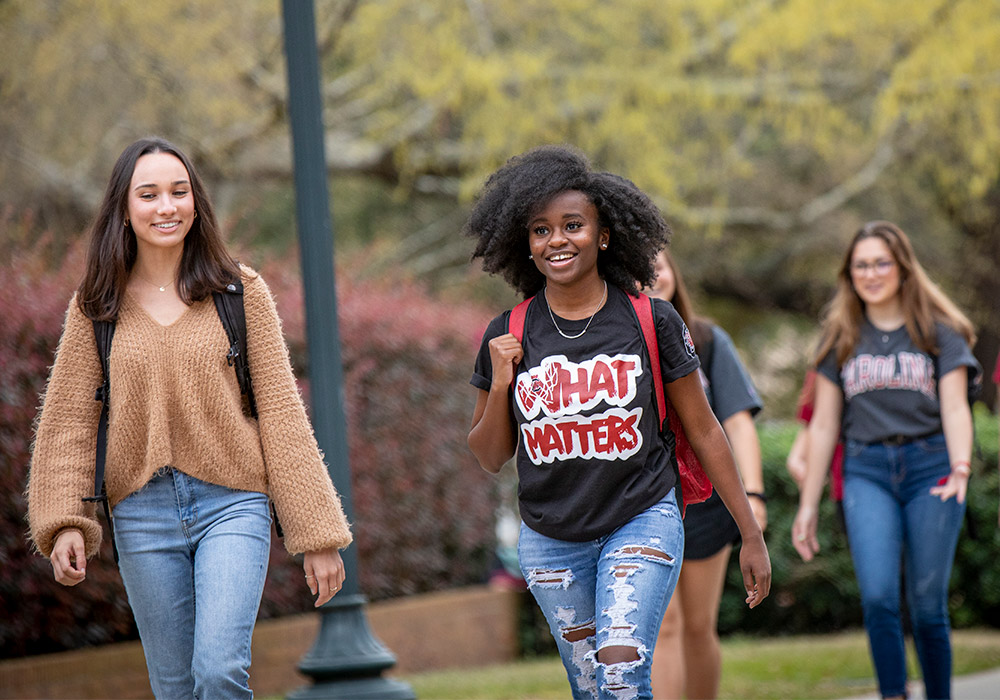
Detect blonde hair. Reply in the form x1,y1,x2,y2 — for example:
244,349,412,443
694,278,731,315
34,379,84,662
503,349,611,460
815,220,976,367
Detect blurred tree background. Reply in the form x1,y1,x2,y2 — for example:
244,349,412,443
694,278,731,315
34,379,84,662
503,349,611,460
2,0,997,401
2,0,999,657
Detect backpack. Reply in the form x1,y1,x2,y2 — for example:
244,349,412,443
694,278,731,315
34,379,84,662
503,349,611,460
84,278,280,561
506,291,713,516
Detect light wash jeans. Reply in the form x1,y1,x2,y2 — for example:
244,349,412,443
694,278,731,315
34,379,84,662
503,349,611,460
113,468,271,699
518,489,684,700
842,433,964,700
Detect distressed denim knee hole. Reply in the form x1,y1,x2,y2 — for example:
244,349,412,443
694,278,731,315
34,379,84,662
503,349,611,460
526,566,575,589
589,644,648,700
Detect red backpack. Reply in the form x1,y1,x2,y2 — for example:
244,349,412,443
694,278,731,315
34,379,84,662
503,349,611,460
506,291,713,516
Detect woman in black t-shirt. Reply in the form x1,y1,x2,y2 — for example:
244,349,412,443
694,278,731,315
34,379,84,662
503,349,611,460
466,146,770,700
646,250,767,700
792,220,980,700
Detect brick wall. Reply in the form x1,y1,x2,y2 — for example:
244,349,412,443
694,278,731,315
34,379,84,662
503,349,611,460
0,586,521,699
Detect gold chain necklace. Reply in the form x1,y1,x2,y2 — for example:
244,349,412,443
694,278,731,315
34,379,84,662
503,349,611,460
133,270,175,293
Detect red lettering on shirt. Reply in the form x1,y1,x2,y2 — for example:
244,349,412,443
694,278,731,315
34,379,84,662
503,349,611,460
515,354,642,420
520,407,644,464
842,352,936,400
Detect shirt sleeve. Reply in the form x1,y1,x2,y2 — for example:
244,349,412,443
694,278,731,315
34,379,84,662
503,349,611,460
935,322,981,390
816,349,841,389
706,325,763,422
242,269,352,555
27,295,106,559
651,298,701,383
470,313,509,392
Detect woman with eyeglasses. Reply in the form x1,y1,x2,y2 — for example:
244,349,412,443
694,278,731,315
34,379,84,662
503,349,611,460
792,220,980,700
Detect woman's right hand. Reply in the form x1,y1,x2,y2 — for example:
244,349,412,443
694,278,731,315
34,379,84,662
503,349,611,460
791,505,820,562
50,528,87,586
488,333,524,390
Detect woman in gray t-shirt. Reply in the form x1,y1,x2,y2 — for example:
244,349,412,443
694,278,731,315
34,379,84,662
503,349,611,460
792,220,980,700
647,250,767,700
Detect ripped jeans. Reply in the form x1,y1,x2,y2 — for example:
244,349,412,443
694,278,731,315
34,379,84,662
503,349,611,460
518,489,684,700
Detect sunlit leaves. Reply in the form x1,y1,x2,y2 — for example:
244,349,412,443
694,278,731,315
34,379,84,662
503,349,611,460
2,0,998,226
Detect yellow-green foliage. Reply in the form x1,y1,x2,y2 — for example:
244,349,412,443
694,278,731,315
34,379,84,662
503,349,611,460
3,0,999,225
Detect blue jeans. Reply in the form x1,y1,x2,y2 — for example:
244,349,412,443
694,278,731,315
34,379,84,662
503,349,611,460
842,434,964,700
518,489,684,699
113,468,271,699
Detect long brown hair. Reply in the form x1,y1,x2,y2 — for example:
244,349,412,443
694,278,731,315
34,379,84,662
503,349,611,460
656,250,713,352
814,220,976,367
77,137,240,321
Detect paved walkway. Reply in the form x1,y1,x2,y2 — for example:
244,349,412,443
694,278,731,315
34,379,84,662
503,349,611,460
839,667,1000,699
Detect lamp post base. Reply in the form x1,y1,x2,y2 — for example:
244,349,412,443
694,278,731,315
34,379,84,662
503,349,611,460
287,594,415,700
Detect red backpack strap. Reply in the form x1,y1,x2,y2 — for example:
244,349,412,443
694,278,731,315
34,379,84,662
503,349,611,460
628,293,666,430
628,292,713,514
507,296,534,391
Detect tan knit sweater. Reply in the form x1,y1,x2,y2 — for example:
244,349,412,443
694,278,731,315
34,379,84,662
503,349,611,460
28,266,352,558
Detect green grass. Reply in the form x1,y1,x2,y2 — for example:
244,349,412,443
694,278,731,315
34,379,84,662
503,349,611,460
389,629,1000,700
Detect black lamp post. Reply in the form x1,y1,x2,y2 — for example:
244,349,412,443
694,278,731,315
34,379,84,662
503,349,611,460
281,1,414,697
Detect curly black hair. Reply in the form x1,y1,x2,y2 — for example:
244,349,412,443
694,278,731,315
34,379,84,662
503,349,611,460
465,145,671,298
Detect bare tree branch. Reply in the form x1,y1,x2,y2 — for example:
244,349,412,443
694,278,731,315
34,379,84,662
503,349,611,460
666,130,900,230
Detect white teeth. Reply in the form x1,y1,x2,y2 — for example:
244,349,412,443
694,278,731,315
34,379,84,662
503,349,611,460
154,222,178,229
549,253,574,262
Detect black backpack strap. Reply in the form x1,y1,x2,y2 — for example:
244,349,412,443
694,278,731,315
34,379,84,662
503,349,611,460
213,280,258,419
213,278,282,536
84,319,118,562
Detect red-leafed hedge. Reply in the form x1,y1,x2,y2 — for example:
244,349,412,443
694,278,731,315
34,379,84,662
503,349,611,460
0,234,497,658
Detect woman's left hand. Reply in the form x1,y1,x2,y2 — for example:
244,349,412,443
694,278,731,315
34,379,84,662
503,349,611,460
929,468,970,504
303,547,346,608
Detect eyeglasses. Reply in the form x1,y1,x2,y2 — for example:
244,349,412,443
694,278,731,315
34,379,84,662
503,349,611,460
850,259,896,276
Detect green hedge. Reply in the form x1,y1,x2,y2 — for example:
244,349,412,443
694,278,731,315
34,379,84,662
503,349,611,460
719,406,1000,636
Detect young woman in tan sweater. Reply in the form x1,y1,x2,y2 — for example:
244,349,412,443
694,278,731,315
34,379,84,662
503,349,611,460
27,137,352,699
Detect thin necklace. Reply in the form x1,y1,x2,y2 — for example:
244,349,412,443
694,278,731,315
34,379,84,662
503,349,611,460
133,270,175,293
544,281,608,340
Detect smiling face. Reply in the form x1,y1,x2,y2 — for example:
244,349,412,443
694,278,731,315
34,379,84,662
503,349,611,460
527,190,609,288
849,236,901,308
126,152,196,255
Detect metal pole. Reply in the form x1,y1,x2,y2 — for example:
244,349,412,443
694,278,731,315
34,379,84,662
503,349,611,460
281,1,414,697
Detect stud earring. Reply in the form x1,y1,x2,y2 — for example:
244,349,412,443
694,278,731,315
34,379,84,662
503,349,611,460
528,254,533,260
601,243,608,249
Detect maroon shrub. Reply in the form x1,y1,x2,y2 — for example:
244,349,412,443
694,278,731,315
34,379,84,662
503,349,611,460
0,237,138,657
1,239,497,657
259,259,498,604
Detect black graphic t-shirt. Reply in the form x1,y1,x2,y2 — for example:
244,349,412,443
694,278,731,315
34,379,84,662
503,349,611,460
471,286,699,542
817,319,980,444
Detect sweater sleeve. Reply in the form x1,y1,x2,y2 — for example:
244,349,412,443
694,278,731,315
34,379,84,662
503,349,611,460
27,295,105,559
241,268,353,554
